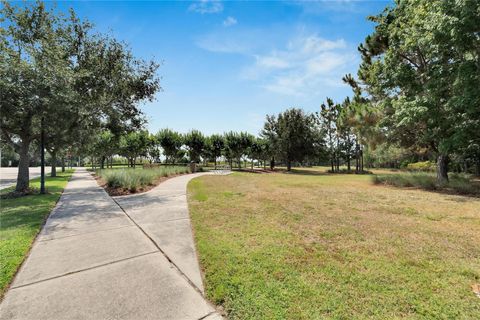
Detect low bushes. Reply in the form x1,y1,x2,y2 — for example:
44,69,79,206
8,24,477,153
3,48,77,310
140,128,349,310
372,172,480,196
97,166,190,192
406,161,436,172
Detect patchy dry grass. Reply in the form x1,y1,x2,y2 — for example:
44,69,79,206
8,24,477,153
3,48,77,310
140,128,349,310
188,167,480,319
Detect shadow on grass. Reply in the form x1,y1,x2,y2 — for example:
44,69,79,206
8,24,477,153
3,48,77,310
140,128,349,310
276,168,367,176
230,168,274,174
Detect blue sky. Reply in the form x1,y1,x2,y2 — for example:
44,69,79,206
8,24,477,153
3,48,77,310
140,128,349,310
55,0,391,135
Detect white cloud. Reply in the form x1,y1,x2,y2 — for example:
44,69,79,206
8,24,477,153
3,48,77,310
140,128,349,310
196,34,249,54
255,54,290,69
294,0,366,14
244,35,355,96
223,16,237,27
188,0,223,14
291,36,346,53
196,30,356,96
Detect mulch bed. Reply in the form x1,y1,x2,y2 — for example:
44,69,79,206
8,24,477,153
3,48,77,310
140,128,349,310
92,173,188,197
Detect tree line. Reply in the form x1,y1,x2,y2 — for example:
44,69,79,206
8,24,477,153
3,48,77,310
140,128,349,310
88,109,324,171
87,103,374,175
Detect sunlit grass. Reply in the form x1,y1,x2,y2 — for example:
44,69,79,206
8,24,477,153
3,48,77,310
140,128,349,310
0,170,74,297
188,169,480,319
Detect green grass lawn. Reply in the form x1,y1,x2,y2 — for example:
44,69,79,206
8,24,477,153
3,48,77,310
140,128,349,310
188,168,480,319
0,170,74,297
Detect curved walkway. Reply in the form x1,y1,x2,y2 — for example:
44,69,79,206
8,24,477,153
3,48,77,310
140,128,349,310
0,168,225,320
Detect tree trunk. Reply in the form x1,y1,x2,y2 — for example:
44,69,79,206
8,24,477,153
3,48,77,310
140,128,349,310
475,158,480,177
360,149,364,173
100,156,106,169
16,139,31,192
238,158,241,170
436,154,449,183
263,160,266,170
355,144,359,174
270,157,275,170
50,151,57,177
347,156,351,172
61,156,66,172
331,158,334,172
287,160,292,171
214,158,217,170
251,160,254,169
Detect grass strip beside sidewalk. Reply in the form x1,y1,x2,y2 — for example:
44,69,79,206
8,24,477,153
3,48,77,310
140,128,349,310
0,170,74,297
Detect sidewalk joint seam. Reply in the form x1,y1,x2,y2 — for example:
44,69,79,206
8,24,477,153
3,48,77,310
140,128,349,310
198,311,218,320
156,217,189,223
10,251,159,290
38,225,134,242
111,196,206,297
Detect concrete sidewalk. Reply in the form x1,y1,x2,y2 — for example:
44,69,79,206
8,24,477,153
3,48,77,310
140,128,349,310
114,173,213,293
0,168,222,320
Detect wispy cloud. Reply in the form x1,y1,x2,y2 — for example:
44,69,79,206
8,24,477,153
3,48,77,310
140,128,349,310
196,34,249,54
243,35,355,96
293,0,372,14
195,28,271,54
223,16,237,27
196,27,356,97
188,0,223,14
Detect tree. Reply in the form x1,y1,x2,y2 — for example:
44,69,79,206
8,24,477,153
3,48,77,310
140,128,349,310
240,132,255,169
319,98,339,172
249,138,264,169
184,130,205,163
208,134,225,169
262,108,321,171
337,100,356,172
224,132,242,169
258,139,274,170
92,131,118,169
156,129,183,163
146,134,161,164
356,0,480,183
0,2,160,191
119,131,150,167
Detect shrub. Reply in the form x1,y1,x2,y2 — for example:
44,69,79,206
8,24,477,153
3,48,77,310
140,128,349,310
372,172,480,196
98,166,190,191
406,161,436,172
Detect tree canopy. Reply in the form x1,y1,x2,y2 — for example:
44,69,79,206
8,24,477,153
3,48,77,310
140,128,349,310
354,0,480,182
0,1,160,191
262,108,322,171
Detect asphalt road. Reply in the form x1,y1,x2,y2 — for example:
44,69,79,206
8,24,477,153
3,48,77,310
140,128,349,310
0,166,51,190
